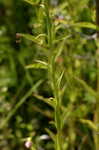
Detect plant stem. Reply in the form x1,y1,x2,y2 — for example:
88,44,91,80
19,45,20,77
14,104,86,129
45,2,62,150
50,55,62,150
94,0,99,149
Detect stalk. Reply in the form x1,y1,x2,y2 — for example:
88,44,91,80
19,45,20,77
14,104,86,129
94,0,99,149
50,55,62,150
44,2,62,150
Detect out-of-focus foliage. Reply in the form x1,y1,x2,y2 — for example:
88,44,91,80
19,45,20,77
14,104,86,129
0,0,98,150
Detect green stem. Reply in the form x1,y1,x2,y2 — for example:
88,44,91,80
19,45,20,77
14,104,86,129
94,47,99,150
44,2,62,150
51,56,62,150
94,1,99,149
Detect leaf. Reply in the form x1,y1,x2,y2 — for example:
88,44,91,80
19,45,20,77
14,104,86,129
35,60,48,65
0,80,43,129
45,128,56,142
61,104,73,128
73,76,96,98
54,35,71,44
73,22,98,30
26,61,48,69
57,20,99,30
33,93,56,108
80,119,98,131
54,38,66,61
35,34,46,40
18,33,46,48
25,60,48,70
57,70,64,89
24,0,39,6
32,105,52,118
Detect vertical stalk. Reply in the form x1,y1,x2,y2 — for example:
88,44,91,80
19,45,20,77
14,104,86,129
94,0,99,149
44,2,62,150
50,55,62,150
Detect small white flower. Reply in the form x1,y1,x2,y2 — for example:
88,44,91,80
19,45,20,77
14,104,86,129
25,140,32,149
39,134,50,140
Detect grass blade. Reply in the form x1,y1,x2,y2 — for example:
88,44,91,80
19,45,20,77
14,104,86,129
0,80,42,129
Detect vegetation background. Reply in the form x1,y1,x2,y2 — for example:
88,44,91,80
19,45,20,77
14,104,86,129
0,0,99,150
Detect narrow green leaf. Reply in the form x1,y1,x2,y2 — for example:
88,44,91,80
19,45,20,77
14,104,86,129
33,93,56,108
35,60,48,66
45,128,56,142
24,0,39,6
35,34,46,39
54,35,71,44
57,70,64,89
74,76,96,98
73,22,98,30
18,33,46,48
61,104,73,128
58,20,99,30
80,119,98,131
0,80,42,129
55,38,66,61
32,105,52,118
26,60,48,69
26,63,47,69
